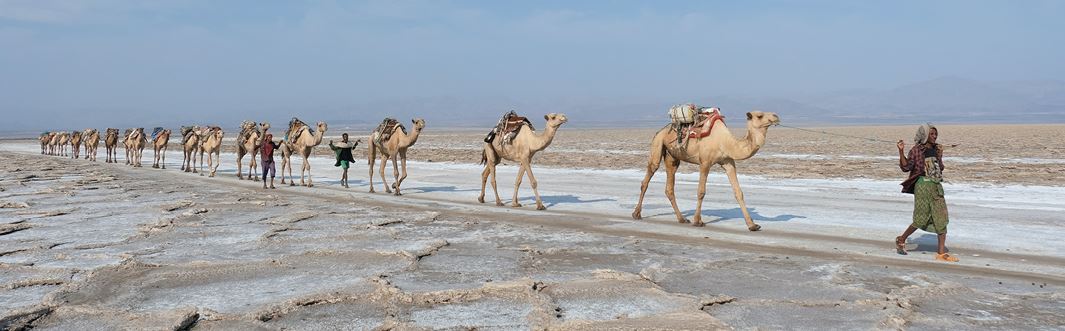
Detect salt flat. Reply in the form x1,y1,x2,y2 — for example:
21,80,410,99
1,139,1062,329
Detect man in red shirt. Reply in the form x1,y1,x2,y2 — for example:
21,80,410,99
261,133,280,189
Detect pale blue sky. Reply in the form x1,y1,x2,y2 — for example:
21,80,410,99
1,0,1063,130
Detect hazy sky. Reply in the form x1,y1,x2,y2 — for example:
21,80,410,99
1,0,1063,130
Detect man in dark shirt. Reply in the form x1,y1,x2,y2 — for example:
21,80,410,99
262,133,280,189
329,133,359,188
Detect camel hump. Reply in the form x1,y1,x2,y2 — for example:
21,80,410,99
372,118,405,147
488,110,532,145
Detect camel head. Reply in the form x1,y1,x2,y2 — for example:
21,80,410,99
411,118,425,133
316,121,328,133
746,111,780,129
544,113,569,128
259,122,271,132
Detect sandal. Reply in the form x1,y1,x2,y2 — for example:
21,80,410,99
935,253,959,262
895,236,907,255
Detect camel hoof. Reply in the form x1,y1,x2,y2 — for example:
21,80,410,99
692,222,706,227
748,224,762,231
512,203,523,208
369,189,376,193
679,218,691,224
495,202,504,207
289,183,296,187
394,192,402,196
161,166,165,169
307,184,313,188
632,211,642,220
536,204,546,211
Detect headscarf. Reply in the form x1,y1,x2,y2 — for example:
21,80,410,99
913,123,936,145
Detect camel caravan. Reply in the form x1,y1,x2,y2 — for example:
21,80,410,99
35,104,780,229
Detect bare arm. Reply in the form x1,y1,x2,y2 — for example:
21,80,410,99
897,140,909,170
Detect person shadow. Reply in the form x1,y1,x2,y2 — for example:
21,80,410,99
910,233,949,253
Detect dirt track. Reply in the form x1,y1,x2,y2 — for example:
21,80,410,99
2,150,1063,329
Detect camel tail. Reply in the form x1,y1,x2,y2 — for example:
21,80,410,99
479,149,487,165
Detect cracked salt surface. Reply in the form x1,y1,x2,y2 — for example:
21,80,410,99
1,146,1063,329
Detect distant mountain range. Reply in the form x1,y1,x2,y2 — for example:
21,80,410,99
324,76,1065,128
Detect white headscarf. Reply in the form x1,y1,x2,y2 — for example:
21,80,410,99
914,123,936,145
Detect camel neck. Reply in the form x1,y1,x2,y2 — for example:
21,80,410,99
727,123,768,160
528,124,559,151
398,129,421,147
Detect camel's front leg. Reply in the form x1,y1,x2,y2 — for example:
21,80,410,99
525,163,546,210
250,154,259,181
390,156,400,195
663,155,688,223
303,156,313,187
489,162,503,206
723,161,760,231
692,163,711,227
160,147,166,169
511,164,526,207
633,150,664,220
280,155,288,184
211,152,220,177
393,153,408,195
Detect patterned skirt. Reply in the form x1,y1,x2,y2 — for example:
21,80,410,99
912,177,949,234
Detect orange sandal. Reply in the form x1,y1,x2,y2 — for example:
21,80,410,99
935,253,959,262
895,236,907,255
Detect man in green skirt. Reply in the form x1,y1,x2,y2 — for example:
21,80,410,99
329,133,359,188
895,123,958,262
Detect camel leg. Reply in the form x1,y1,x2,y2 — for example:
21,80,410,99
511,164,526,207
663,154,688,223
286,155,296,186
280,153,287,184
478,164,490,203
396,153,408,195
632,145,665,220
692,163,711,227
237,153,244,179
525,163,546,210
368,145,377,193
390,155,400,195
303,155,312,187
489,161,503,206
723,161,760,231
251,153,259,181
161,147,166,169
379,154,391,193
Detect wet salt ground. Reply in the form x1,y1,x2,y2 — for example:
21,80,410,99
1,151,1063,329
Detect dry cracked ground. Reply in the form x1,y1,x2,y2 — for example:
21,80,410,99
1,151,1062,330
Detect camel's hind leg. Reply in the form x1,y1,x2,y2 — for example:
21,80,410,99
160,146,167,169
250,153,259,181
379,154,391,193
723,161,760,231
368,145,377,193
663,154,688,223
511,165,526,208
236,152,244,179
489,159,503,206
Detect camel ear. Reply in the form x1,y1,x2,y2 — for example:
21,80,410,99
747,112,753,120
412,119,417,124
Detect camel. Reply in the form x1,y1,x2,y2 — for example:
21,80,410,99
83,129,99,161
48,133,60,156
236,121,270,181
39,132,53,155
280,120,327,187
368,118,425,195
198,127,224,177
122,129,133,165
478,113,568,210
631,111,780,230
180,127,201,173
127,128,147,167
152,129,171,169
57,132,70,157
104,128,120,163
70,131,83,159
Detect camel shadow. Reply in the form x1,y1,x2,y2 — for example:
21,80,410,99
527,195,616,208
649,207,805,223
411,186,481,194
